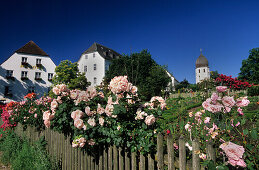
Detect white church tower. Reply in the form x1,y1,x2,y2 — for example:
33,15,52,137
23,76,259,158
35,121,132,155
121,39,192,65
195,49,210,84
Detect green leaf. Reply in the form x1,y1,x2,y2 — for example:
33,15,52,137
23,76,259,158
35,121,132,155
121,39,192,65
243,129,249,135
216,165,229,170
250,129,258,140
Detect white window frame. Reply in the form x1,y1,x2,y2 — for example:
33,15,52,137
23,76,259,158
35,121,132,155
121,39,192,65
35,72,41,79
94,64,97,71
22,57,27,63
48,73,53,80
21,71,28,78
94,77,97,84
36,58,41,65
84,66,87,72
93,53,95,58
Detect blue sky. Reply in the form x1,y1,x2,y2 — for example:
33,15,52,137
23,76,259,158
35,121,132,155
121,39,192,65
0,0,258,83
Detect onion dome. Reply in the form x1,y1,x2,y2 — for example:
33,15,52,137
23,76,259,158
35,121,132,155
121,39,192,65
196,52,209,68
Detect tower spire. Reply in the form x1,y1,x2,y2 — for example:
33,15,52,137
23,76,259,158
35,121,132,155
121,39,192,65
200,48,203,54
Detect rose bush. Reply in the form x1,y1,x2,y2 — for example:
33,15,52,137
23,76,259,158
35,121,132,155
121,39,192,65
4,76,166,154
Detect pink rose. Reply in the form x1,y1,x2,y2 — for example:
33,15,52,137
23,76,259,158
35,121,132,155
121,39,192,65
70,90,79,99
87,87,97,99
222,96,235,108
144,115,156,126
71,110,84,120
44,120,51,128
99,117,104,126
57,96,62,104
105,104,114,117
58,84,68,92
173,143,178,150
185,123,192,131
236,97,250,107
72,143,78,148
220,142,245,167
88,139,95,146
131,86,138,94
74,119,84,129
204,117,210,124
34,114,37,118
97,104,105,114
51,100,58,109
43,111,51,120
216,86,227,93
85,106,93,116
87,118,96,127
98,91,104,98
52,87,60,95
237,107,244,116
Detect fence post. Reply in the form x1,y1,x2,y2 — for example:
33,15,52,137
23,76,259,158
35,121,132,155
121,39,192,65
206,141,215,163
99,147,103,170
103,147,108,170
192,138,200,170
140,153,145,170
167,134,175,170
157,133,164,170
131,152,136,170
119,147,124,170
179,135,186,170
113,145,118,170
125,148,130,170
148,151,154,170
108,146,113,170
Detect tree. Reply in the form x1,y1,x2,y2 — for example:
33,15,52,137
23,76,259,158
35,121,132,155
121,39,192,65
105,50,170,100
52,60,90,90
238,48,259,84
210,70,219,80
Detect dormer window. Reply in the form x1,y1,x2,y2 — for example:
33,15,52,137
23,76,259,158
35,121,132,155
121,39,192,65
6,70,13,78
94,64,97,71
36,59,42,66
21,57,28,65
48,73,53,81
35,72,41,80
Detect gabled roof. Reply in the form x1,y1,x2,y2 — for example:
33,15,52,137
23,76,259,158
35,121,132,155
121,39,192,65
82,42,120,60
15,40,49,56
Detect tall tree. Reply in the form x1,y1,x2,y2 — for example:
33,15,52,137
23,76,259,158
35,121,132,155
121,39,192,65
52,60,90,90
105,50,170,100
238,48,259,84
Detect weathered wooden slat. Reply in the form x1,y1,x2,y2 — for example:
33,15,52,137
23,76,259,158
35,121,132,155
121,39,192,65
113,145,118,170
119,147,124,170
179,135,186,170
206,141,215,163
192,139,200,170
167,134,175,170
125,149,130,170
157,133,164,170
87,152,91,170
148,152,154,170
131,152,136,170
99,147,103,170
91,155,94,170
108,146,113,170
103,147,108,170
140,153,145,170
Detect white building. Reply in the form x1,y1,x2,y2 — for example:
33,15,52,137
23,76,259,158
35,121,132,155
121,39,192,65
78,43,120,86
195,52,210,84
0,41,56,101
165,71,179,91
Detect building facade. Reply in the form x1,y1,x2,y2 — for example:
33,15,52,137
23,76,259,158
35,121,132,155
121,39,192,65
195,52,210,84
78,43,120,86
0,41,56,101
165,71,179,91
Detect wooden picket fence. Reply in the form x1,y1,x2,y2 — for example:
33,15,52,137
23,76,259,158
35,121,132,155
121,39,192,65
14,123,216,170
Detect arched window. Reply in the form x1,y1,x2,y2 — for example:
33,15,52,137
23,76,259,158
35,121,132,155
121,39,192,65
94,64,97,70
94,77,97,84
199,69,200,73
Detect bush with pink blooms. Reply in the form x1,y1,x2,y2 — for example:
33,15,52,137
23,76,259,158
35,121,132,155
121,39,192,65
6,76,167,154
178,86,258,169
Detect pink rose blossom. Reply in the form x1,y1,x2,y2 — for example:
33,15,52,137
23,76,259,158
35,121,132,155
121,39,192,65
144,115,156,126
236,97,250,107
57,96,62,104
199,153,207,160
97,104,105,114
216,86,227,93
105,104,114,117
237,107,244,116
44,120,51,128
85,106,93,116
88,139,95,146
222,96,235,108
204,117,211,124
211,93,219,104
98,91,104,98
185,123,192,131
72,143,78,148
51,100,58,109
74,119,84,129
70,90,79,99
71,110,84,120
52,87,61,95
87,118,96,127
99,117,104,126
220,142,246,168
87,87,97,99
34,114,37,118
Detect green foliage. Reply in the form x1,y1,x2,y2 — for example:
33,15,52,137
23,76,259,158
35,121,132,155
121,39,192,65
52,60,90,90
239,48,259,84
0,130,59,170
210,70,219,80
105,50,170,100
247,85,259,96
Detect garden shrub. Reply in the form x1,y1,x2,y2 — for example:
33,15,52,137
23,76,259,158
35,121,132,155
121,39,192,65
0,129,59,170
247,86,259,96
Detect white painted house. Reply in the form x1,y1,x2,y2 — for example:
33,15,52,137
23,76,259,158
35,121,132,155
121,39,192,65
0,41,56,101
78,43,120,86
165,71,179,91
195,52,210,84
